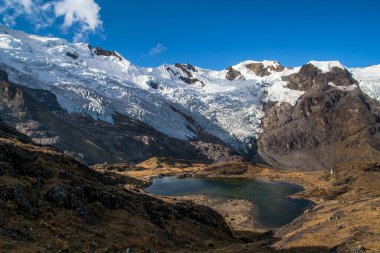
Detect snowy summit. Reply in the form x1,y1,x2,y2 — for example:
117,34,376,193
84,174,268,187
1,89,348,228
0,26,379,153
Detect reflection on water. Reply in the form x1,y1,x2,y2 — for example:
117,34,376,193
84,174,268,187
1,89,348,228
145,177,313,228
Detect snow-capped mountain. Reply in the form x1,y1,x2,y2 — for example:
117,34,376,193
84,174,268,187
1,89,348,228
0,26,379,168
0,26,299,152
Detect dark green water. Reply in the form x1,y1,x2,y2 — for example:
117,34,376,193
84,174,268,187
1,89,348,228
145,177,313,228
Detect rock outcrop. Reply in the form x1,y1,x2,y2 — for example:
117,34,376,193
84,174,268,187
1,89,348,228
225,66,242,80
170,63,205,85
245,62,284,77
91,45,123,61
283,63,357,91
174,63,198,76
258,64,380,170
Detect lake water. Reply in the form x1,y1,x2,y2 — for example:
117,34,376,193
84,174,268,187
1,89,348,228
145,177,314,228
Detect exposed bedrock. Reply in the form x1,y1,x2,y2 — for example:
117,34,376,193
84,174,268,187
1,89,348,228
258,65,380,170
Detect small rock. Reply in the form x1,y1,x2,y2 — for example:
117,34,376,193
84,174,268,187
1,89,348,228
327,212,342,221
351,245,366,253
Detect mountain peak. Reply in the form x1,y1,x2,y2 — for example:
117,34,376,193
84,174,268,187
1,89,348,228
307,60,345,73
0,26,379,159
233,60,282,69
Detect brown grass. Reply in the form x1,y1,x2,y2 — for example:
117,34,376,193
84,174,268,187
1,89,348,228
125,157,380,252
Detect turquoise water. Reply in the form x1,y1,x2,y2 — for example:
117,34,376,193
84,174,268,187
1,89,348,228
145,177,313,228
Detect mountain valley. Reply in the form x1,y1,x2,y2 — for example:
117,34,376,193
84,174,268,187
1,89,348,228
0,26,380,252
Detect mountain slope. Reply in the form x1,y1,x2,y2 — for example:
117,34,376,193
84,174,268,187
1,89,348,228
259,63,380,169
0,26,379,169
0,26,304,153
0,69,236,164
0,118,237,252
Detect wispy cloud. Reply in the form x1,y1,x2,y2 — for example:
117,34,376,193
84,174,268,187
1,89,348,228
149,43,167,56
0,0,46,28
0,0,103,41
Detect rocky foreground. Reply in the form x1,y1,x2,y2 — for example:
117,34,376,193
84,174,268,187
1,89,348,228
0,120,236,252
1,120,380,252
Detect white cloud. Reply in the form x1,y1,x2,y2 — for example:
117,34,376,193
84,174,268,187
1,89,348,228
50,0,102,32
0,0,103,41
0,0,37,26
149,44,167,56
20,0,32,12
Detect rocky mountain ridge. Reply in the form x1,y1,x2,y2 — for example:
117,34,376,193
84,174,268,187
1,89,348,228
260,63,380,169
0,26,379,169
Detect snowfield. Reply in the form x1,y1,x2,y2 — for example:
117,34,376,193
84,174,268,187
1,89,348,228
308,60,345,73
350,65,380,102
0,26,378,152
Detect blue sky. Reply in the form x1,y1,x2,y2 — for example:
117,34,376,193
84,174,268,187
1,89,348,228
1,0,379,69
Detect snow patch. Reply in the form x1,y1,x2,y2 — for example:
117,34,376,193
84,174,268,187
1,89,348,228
308,61,345,73
350,65,380,102
328,82,357,92
265,81,305,106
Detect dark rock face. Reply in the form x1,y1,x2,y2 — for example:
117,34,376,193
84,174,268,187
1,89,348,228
245,62,284,77
256,63,379,170
170,63,204,85
225,67,242,80
259,67,380,170
147,80,160,89
0,69,8,81
283,64,357,91
21,87,64,113
66,52,78,60
189,140,240,162
179,76,204,85
93,46,122,61
166,64,204,86
174,63,197,77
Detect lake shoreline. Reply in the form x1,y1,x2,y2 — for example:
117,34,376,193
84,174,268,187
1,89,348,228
145,176,314,232
93,158,380,251
134,166,320,233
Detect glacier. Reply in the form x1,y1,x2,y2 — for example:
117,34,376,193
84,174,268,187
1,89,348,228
0,25,379,153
